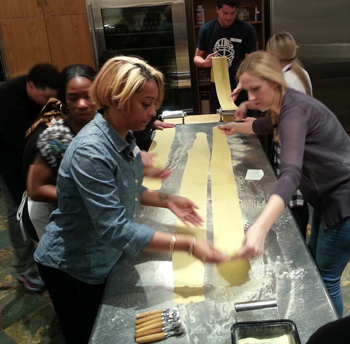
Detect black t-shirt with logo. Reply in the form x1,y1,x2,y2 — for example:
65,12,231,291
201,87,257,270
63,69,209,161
197,18,256,87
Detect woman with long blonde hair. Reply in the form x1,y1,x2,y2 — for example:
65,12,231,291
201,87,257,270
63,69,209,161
219,51,350,317
235,32,312,237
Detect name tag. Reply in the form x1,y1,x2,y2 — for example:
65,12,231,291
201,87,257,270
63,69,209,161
230,38,242,43
133,146,141,157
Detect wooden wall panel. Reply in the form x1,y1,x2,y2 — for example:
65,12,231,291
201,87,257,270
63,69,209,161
45,15,94,71
43,0,87,16
0,0,43,19
0,18,51,79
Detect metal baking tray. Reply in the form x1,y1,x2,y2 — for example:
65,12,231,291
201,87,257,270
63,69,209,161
231,319,301,344
231,300,301,344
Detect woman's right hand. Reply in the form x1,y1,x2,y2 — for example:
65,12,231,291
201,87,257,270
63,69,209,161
140,150,156,167
218,123,237,135
235,224,267,259
192,239,230,263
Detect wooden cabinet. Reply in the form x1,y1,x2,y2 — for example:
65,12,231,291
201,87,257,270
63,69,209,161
0,0,94,80
42,0,87,16
0,0,43,18
190,0,265,113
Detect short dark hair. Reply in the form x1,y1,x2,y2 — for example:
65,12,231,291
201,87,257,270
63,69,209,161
27,63,60,90
57,64,96,106
216,0,239,9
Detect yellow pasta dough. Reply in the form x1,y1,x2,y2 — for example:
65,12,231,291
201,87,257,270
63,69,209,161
211,57,238,111
142,127,176,190
211,127,250,286
172,133,209,303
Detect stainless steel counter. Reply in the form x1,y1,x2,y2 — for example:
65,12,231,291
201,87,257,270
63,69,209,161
90,123,337,344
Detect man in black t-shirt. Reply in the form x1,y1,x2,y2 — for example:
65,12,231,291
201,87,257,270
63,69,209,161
0,64,59,291
194,0,256,113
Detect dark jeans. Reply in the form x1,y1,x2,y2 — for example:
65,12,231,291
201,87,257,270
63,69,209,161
308,215,350,317
37,264,106,344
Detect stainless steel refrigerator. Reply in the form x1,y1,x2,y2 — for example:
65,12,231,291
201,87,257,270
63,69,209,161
86,0,194,114
268,0,350,131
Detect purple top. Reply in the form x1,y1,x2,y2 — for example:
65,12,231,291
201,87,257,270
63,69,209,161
253,88,350,229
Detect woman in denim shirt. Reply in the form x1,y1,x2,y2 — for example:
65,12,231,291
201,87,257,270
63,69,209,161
35,56,229,344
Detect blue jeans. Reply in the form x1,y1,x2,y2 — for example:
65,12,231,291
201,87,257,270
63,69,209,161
308,214,350,317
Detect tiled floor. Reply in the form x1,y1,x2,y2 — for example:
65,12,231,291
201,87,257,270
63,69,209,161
0,191,349,343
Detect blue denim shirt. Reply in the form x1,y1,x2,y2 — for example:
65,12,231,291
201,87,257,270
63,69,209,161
34,112,155,284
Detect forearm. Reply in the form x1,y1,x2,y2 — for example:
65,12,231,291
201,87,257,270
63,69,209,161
27,160,57,203
193,55,206,68
144,231,194,252
231,121,254,134
253,194,285,234
243,101,257,111
140,189,171,208
28,184,57,203
236,194,286,259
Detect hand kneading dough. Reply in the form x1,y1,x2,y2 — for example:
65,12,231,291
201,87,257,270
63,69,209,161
211,127,250,286
172,133,209,303
142,127,176,190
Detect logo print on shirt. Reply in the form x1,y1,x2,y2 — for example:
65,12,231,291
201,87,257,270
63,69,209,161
213,38,235,67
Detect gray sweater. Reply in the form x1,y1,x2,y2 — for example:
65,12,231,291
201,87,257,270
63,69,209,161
253,88,350,229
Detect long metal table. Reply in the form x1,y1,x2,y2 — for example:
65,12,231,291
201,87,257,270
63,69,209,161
90,122,337,344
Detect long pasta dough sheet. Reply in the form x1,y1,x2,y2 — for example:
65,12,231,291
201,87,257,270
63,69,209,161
172,133,209,303
142,128,176,190
212,56,238,111
211,127,250,286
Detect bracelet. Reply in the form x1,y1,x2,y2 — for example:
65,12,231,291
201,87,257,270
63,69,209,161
170,235,177,255
188,236,196,256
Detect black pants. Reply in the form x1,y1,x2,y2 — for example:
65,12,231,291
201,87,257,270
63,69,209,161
306,316,350,344
37,264,106,344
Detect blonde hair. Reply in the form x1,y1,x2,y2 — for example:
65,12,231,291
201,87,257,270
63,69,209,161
90,56,164,114
266,32,312,96
237,51,287,139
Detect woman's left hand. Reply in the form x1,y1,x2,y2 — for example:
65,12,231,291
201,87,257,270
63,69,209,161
218,123,237,135
166,196,203,227
143,166,171,180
